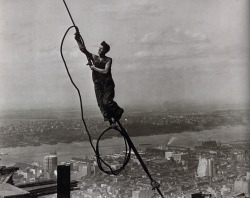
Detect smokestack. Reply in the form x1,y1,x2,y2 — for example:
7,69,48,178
167,137,176,145
57,165,70,198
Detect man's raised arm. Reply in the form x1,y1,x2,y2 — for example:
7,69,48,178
74,32,93,65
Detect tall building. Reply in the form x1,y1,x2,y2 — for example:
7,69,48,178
43,155,57,174
78,163,91,179
197,156,214,177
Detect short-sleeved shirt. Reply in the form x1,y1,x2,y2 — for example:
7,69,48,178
91,54,113,84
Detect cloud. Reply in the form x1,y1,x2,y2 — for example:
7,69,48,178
172,28,208,43
131,27,213,60
95,0,167,20
134,50,151,58
139,27,208,45
140,32,161,43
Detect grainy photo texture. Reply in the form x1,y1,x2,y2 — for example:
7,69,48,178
0,0,249,198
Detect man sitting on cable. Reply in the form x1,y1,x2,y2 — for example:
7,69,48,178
74,32,124,126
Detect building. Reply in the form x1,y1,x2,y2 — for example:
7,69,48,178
139,144,151,152
78,163,91,179
0,183,30,198
246,172,250,180
0,166,30,198
233,179,250,195
172,152,189,162
70,157,94,178
197,141,218,149
43,155,57,174
165,151,188,162
220,185,231,197
197,156,214,177
232,149,247,161
165,152,173,160
165,145,190,153
132,189,153,198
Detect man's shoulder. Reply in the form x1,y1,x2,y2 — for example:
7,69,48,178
93,55,112,62
105,56,112,61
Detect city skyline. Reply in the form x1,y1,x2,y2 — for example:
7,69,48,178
1,139,249,197
0,0,249,111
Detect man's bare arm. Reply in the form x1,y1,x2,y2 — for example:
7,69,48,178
75,33,93,62
91,58,112,74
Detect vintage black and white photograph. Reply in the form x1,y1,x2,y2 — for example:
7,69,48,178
0,0,249,197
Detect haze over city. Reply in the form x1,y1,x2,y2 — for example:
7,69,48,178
0,0,249,111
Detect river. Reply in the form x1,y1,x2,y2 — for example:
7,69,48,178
0,125,249,166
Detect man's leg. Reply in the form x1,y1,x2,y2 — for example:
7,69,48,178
102,83,124,122
94,82,110,121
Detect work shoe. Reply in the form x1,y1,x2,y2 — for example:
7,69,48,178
114,108,124,122
104,112,111,122
109,119,118,128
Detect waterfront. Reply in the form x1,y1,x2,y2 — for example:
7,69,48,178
0,125,249,166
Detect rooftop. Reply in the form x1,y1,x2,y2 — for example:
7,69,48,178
0,183,30,197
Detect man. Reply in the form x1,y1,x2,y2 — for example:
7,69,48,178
74,32,124,125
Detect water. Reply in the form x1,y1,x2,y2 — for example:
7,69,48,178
0,125,249,166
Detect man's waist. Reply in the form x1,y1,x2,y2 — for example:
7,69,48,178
92,72,112,81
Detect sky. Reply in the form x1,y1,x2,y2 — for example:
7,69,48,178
0,0,249,111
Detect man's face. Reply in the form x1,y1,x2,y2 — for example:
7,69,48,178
98,45,105,55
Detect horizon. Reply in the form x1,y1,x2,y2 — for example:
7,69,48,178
0,98,249,111
0,100,249,111
0,101,249,120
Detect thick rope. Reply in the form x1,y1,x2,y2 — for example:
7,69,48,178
61,1,164,196
60,25,131,176
60,26,164,197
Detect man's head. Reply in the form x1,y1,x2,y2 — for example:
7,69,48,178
98,41,110,55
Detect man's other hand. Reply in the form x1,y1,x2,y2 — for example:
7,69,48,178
90,65,95,70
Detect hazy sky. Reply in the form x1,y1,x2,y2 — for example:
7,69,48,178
0,0,249,110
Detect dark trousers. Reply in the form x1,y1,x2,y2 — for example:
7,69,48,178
94,80,122,121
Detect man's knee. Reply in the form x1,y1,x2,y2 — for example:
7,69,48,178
103,98,111,107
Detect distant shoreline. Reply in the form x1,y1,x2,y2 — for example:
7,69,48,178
0,125,249,166
0,124,249,150
0,107,249,120
0,108,249,149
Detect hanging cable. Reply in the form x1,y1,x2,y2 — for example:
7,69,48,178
60,0,164,197
60,25,131,176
